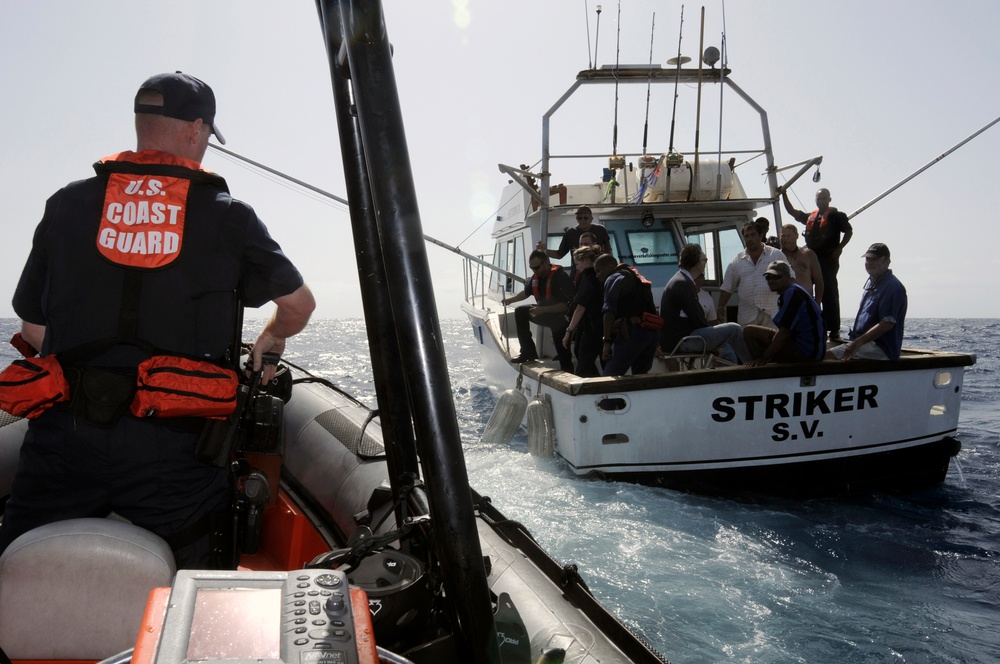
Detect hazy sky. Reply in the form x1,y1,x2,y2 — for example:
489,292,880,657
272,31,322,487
2,1,998,322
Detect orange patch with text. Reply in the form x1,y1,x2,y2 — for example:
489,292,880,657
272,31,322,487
98,173,190,268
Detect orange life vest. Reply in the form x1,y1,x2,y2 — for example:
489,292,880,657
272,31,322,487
531,265,561,301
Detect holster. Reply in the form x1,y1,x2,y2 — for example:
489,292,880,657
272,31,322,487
68,367,136,428
612,317,631,341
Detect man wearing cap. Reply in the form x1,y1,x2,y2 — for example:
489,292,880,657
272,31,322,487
780,187,853,340
827,243,907,361
743,260,826,366
0,72,316,568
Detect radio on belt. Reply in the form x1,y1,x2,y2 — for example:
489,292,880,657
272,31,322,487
132,568,377,664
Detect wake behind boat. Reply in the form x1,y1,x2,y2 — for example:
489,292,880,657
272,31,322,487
461,28,976,495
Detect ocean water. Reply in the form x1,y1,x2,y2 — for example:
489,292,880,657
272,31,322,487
2,318,996,663
287,318,999,664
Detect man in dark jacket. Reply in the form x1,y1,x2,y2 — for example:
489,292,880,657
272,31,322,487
660,244,749,364
0,73,315,568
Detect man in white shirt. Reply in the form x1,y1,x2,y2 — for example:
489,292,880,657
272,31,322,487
718,221,786,328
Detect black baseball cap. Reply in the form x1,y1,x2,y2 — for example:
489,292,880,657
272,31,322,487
863,243,890,259
134,72,225,144
764,259,792,277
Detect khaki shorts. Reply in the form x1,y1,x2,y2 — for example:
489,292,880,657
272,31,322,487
827,340,890,360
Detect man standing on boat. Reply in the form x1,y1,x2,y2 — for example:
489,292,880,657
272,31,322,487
659,244,750,364
779,224,824,304
501,249,574,370
562,246,604,376
827,243,907,361
538,205,611,259
717,221,785,328
595,254,659,376
743,260,826,366
780,187,853,340
0,72,315,569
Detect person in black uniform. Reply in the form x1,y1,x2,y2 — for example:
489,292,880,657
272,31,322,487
561,246,604,376
0,72,316,568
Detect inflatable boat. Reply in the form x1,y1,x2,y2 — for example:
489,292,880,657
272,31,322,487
0,361,668,663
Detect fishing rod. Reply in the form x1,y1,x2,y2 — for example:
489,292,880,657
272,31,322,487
666,5,685,154
593,4,603,67
610,0,622,158
714,0,728,200
585,1,593,69
641,13,656,157
848,114,1000,219
692,6,706,199
207,143,523,283
607,0,623,204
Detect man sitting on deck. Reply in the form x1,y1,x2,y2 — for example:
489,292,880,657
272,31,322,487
827,243,907,361
501,249,574,370
743,260,826,366
659,243,749,365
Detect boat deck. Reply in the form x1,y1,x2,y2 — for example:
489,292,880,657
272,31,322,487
516,348,977,396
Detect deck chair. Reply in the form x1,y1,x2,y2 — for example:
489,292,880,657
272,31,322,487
661,336,723,371
0,518,176,660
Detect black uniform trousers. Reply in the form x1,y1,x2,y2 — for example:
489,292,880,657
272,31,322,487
0,409,231,569
513,306,573,371
817,251,842,337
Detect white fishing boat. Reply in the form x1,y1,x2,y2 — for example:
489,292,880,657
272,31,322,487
460,45,977,495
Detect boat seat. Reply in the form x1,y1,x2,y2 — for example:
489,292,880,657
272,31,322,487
0,416,27,500
0,517,176,660
660,336,727,372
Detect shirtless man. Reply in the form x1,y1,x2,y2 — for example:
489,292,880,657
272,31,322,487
779,224,823,304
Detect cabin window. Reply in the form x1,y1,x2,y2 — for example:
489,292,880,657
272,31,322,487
512,235,526,287
685,231,717,280
606,233,620,259
718,228,743,274
492,235,527,293
685,227,743,281
543,234,571,269
623,229,678,265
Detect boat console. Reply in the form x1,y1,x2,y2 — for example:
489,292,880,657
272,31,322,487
132,568,377,664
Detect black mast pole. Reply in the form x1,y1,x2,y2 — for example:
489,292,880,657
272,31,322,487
315,0,422,522
316,1,500,660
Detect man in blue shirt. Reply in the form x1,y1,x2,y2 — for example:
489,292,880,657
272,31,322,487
827,243,907,361
595,254,659,376
743,260,826,366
